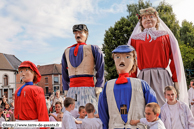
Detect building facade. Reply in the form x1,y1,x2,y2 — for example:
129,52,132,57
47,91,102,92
37,64,62,96
0,53,22,99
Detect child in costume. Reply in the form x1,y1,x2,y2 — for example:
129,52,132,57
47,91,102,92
14,61,49,129
81,103,102,129
49,101,63,121
62,24,104,112
130,102,166,129
76,106,86,129
98,45,157,129
161,86,194,129
62,97,82,129
128,7,188,106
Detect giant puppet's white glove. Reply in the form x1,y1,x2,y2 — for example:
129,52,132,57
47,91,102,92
64,90,68,96
174,82,180,99
95,87,102,101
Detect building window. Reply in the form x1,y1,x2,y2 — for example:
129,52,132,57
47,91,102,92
54,77,59,84
45,77,48,84
45,87,49,95
4,89,8,98
3,75,8,86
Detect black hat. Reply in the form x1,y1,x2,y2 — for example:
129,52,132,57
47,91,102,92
73,24,88,32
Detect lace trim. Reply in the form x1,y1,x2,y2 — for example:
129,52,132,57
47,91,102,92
132,28,168,42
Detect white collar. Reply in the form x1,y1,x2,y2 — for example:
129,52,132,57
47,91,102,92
132,27,168,42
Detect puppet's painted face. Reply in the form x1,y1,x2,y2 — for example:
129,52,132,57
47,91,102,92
73,30,87,43
114,52,134,74
19,68,34,83
142,14,157,29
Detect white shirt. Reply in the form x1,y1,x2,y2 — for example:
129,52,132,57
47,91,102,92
81,118,102,129
62,110,77,129
76,117,85,129
161,100,194,129
188,87,194,106
62,107,79,118
169,103,183,129
46,99,51,109
140,118,166,129
49,112,58,121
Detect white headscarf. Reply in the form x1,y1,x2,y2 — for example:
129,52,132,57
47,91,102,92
128,17,188,105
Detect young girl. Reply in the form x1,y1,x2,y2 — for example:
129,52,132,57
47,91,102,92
49,101,62,121
4,103,13,121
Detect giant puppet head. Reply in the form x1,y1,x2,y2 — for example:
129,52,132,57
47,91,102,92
73,24,88,43
139,7,160,31
112,45,137,75
18,61,41,83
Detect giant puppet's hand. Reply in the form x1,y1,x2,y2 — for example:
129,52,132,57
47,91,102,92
95,87,102,101
174,82,180,99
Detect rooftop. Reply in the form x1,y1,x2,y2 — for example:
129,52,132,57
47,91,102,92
38,64,62,75
0,53,22,71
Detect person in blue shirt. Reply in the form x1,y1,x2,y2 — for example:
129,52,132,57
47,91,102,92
98,45,157,129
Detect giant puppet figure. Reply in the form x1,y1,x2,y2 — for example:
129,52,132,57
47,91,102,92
15,61,49,129
62,24,104,112
128,7,188,106
98,45,157,129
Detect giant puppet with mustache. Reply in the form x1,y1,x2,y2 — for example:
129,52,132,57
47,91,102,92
98,45,157,129
62,24,104,113
128,7,188,107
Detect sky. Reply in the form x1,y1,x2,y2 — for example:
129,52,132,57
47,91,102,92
0,0,193,66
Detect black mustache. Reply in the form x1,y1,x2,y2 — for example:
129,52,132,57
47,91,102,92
119,63,125,66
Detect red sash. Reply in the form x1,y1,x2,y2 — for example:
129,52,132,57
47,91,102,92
70,77,95,87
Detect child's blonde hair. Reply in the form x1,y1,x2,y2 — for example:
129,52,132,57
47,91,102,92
57,112,63,116
57,112,63,121
164,86,177,95
145,102,160,115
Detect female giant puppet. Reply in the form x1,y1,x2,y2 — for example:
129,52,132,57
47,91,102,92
62,24,104,112
128,7,188,106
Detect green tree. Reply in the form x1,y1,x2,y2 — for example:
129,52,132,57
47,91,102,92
180,43,194,69
179,43,194,82
180,20,194,47
102,17,132,80
156,1,180,40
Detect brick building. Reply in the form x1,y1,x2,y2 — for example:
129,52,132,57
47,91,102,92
37,64,63,96
0,53,22,99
